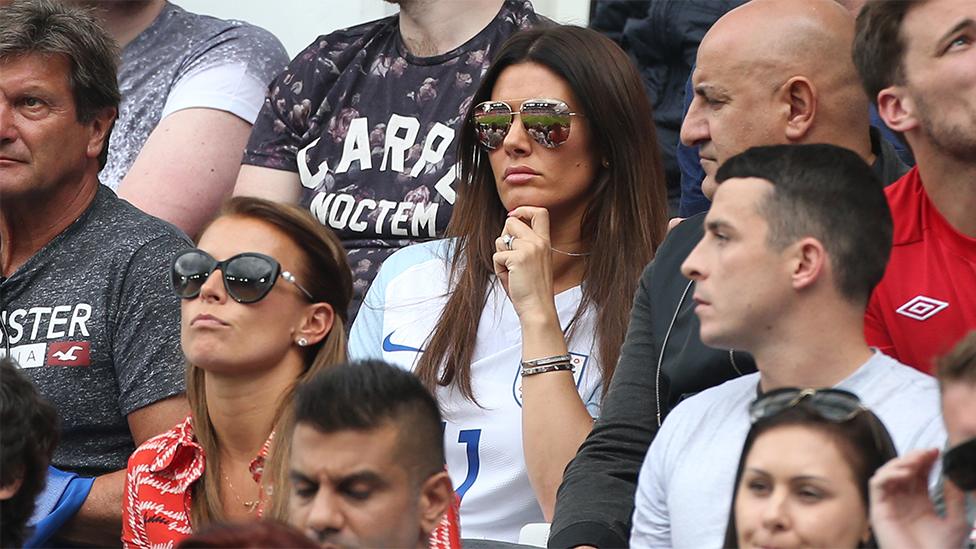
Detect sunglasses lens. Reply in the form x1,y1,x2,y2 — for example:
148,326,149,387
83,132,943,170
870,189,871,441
172,250,215,299
943,437,976,491
224,255,276,303
521,100,572,148
809,391,862,421
750,389,862,423
474,102,513,150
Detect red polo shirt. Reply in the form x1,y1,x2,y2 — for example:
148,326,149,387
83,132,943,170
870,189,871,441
865,167,976,374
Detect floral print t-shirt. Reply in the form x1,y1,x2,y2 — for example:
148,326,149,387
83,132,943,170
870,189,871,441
242,1,546,319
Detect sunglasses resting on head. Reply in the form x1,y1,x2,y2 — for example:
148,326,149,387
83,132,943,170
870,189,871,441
473,98,582,150
171,249,314,304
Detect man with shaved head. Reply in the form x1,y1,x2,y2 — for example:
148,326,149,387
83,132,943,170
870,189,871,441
547,2,907,547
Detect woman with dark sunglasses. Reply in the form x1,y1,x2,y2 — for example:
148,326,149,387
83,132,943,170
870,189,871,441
724,390,898,549
121,197,352,548
350,25,668,542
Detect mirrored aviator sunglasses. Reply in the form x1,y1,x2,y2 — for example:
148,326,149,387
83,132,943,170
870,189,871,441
473,98,580,150
943,437,976,491
171,249,313,304
749,387,866,424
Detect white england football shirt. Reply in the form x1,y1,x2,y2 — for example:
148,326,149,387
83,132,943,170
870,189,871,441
350,240,602,542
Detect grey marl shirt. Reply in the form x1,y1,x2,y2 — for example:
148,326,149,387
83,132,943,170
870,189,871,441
0,186,190,475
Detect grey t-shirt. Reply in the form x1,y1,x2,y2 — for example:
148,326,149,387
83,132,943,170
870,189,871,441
101,1,288,189
0,186,190,476
630,351,946,548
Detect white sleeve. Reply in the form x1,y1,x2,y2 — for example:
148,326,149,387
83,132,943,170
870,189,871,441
160,62,269,124
630,420,676,548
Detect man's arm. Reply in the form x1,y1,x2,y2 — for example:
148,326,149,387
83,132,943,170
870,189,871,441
549,261,663,548
57,396,189,546
233,164,303,203
117,108,253,238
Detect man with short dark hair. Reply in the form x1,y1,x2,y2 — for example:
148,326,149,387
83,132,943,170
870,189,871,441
853,0,976,374
289,360,456,549
0,0,189,543
629,144,944,548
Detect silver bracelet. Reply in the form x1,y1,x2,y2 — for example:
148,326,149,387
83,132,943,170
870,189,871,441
521,361,574,377
521,354,572,368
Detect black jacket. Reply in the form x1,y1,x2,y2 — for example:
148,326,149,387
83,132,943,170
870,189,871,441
548,213,755,548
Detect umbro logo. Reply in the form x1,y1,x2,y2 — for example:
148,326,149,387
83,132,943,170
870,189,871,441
895,295,949,321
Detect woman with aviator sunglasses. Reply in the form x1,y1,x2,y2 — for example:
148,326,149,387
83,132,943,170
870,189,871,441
350,25,668,541
122,197,351,548
724,389,898,549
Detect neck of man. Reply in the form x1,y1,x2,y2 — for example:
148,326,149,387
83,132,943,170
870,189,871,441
750,298,874,392
87,0,167,49
910,139,976,238
0,170,100,278
397,0,505,57
204,353,304,464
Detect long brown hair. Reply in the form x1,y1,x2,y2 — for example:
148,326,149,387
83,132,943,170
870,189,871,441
416,25,668,401
187,197,352,527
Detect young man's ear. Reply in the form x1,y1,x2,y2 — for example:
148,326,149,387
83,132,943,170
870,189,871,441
788,237,827,291
876,85,918,134
418,471,454,538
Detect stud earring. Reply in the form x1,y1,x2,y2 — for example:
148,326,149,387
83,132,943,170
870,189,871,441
601,158,610,168
297,337,308,347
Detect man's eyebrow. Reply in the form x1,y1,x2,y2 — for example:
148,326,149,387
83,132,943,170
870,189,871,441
338,470,385,486
704,219,734,233
694,83,730,99
937,18,976,51
289,470,315,484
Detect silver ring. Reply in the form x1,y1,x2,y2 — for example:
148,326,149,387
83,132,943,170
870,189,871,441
502,234,516,251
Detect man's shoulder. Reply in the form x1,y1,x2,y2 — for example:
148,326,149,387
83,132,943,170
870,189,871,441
162,3,283,50
666,372,758,425
88,188,190,250
293,15,398,65
858,352,939,398
884,167,925,246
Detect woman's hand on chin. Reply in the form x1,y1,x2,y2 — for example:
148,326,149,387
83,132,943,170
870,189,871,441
493,206,558,324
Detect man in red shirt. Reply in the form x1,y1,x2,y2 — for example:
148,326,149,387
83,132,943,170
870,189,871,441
853,0,976,374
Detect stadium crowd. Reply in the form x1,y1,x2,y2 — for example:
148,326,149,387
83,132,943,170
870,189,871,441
0,0,974,548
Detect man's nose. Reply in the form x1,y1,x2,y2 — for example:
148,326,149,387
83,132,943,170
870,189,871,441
680,99,709,148
305,489,345,540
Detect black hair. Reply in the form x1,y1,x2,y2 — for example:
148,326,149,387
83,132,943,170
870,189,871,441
724,402,898,548
715,143,893,305
294,360,444,480
1,357,60,548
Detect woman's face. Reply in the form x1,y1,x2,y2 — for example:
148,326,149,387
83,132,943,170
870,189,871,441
180,215,313,376
734,425,871,549
487,62,599,222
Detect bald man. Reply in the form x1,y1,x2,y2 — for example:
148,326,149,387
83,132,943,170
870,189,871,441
547,1,907,547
